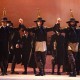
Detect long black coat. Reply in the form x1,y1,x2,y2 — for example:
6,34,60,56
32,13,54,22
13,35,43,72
62,27,80,72
11,30,22,64
21,34,32,66
0,26,10,62
55,24,80,72
28,35,37,68
50,33,65,65
76,29,80,72
21,33,37,68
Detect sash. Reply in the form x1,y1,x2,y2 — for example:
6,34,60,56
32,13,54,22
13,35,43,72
68,42,79,52
35,41,47,52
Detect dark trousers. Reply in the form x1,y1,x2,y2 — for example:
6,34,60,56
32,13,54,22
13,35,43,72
68,51,76,75
35,51,46,74
76,52,80,74
11,48,21,72
52,59,62,74
1,59,8,74
52,59,55,74
11,55,16,72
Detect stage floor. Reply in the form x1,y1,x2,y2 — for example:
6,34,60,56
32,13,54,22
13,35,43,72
0,55,80,80
0,74,80,80
0,68,80,80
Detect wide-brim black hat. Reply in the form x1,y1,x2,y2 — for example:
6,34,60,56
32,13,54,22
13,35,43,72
34,17,46,22
66,18,79,23
1,17,9,22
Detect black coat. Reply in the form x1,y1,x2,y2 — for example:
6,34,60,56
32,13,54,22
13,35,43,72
19,24,54,42
50,33,65,65
55,24,80,72
11,30,22,64
21,34,37,68
76,29,80,71
21,34,32,66
62,27,80,72
28,35,37,68
0,26,11,61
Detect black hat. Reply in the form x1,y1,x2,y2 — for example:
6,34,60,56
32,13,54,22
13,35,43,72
34,17,45,22
66,18,79,23
1,17,8,22
34,9,46,22
66,9,79,23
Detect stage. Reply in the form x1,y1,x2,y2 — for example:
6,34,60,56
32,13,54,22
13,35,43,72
0,74,80,80
0,55,80,80
0,67,80,80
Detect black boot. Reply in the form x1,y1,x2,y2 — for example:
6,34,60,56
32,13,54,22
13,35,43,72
57,65,61,75
22,66,27,74
4,67,7,75
52,64,55,74
11,62,19,74
69,72,76,77
22,71,27,74
0,67,7,75
11,65,15,74
33,68,36,74
69,64,76,77
35,69,44,76
76,71,79,75
0,62,5,76
0,69,5,76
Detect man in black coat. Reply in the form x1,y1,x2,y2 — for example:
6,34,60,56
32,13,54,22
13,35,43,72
28,33,37,74
10,26,24,74
75,27,80,75
0,17,11,75
18,15,54,76
56,14,80,77
50,23,65,75
21,31,36,74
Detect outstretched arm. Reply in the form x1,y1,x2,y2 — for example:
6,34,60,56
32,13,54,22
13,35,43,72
53,18,67,33
45,18,62,32
19,18,35,32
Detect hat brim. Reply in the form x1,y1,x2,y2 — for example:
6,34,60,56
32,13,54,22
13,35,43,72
34,20,46,22
1,20,8,22
66,21,79,23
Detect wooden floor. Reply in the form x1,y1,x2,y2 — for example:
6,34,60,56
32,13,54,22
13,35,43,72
0,55,80,80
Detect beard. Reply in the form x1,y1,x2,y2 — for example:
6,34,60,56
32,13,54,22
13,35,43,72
68,23,77,27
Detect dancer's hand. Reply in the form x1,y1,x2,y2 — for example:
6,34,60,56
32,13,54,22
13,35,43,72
19,18,23,24
56,18,61,24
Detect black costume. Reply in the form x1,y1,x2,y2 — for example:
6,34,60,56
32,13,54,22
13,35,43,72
76,28,80,75
21,32,36,74
0,17,12,75
27,33,37,74
10,28,22,74
19,17,54,76
50,24,65,75
56,18,80,77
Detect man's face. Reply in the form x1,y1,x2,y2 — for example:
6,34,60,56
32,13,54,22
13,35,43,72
70,21,76,26
1,21,7,26
37,21,43,26
19,28,24,36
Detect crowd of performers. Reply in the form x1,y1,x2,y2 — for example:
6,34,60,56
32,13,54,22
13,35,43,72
0,11,80,77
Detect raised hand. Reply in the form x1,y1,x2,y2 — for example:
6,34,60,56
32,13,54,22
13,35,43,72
19,18,23,24
56,18,61,24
